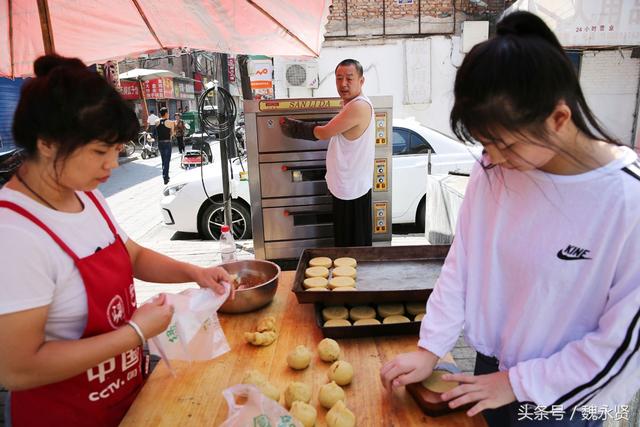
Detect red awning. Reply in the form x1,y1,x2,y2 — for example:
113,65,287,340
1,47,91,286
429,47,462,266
1,0,331,78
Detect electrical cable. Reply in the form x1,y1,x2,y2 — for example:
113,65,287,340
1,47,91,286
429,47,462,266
196,83,241,235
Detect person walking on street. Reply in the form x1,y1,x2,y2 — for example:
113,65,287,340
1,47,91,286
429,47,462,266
174,113,186,154
280,59,375,247
156,108,175,185
146,110,159,139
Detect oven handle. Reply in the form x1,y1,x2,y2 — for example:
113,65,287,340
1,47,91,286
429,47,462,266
281,165,327,172
283,209,332,217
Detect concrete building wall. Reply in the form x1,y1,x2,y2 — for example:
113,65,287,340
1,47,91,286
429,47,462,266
274,36,464,137
579,49,640,146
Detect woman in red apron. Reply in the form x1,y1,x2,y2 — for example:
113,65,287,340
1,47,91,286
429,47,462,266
0,55,230,427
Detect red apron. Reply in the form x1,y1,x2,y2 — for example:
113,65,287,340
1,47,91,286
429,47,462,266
0,192,143,427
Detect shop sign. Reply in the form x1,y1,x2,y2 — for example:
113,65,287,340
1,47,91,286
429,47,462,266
119,81,140,100
249,59,273,90
228,57,237,83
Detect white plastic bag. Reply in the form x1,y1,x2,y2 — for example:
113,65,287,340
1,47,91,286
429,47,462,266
149,286,231,364
220,384,302,427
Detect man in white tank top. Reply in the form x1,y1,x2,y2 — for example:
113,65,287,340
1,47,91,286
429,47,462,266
281,59,375,246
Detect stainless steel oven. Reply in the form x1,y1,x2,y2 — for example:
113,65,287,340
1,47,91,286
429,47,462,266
244,97,393,261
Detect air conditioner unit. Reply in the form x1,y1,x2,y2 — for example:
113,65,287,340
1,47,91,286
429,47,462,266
284,60,319,89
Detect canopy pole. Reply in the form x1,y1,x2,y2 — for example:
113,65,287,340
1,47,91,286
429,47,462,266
138,78,149,126
36,0,55,54
131,0,164,49
8,0,14,77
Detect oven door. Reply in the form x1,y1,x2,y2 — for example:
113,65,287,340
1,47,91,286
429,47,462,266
260,159,328,198
256,115,333,152
262,204,333,241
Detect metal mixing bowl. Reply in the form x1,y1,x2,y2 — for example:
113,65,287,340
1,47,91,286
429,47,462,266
219,259,281,314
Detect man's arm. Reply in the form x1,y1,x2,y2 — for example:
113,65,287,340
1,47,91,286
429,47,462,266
314,99,371,140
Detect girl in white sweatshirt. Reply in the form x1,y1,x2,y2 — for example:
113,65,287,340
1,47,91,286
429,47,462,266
381,11,640,427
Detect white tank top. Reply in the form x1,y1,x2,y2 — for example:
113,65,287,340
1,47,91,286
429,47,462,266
325,94,375,200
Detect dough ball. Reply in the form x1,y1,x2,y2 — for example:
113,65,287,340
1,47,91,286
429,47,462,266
326,400,356,427
284,381,312,408
317,338,341,362
318,381,346,409
303,277,328,289
405,302,426,316
327,360,354,386
306,287,329,292
305,266,329,278
287,345,312,370
332,287,356,292
241,370,280,401
382,315,411,324
324,319,351,327
333,257,357,268
244,330,277,346
349,306,376,321
322,305,349,321
414,313,425,322
309,257,332,269
353,318,381,326
377,303,405,317
421,370,458,393
332,266,356,279
328,276,355,289
290,401,317,427
256,316,276,332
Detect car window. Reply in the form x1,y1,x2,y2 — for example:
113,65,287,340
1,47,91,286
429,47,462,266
392,128,410,155
409,130,436,155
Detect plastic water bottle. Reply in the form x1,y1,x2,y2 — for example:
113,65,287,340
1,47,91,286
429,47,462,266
220,225,237,262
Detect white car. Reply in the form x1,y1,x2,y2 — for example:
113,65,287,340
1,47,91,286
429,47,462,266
160,118,479,240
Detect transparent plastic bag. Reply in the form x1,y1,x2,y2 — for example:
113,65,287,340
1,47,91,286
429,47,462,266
220,384,302,427
149,286,231,367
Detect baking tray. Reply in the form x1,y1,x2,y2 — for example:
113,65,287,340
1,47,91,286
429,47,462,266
292,245,450,305
314,303,425,339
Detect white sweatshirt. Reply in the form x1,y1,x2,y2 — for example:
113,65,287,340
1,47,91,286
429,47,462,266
419,146,640,409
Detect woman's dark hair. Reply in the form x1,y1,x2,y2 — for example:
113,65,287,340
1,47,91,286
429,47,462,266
450,11,618,151
12,54,139,161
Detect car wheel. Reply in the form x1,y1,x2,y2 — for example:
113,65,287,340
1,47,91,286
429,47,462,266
200,201,252,240
417,197,426,232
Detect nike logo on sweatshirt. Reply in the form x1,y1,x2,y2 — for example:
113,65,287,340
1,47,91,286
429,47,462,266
557,245,592,261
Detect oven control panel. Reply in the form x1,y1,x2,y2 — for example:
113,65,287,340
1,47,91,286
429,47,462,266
375,112,388,145
374,158,387,191
374,202,388,234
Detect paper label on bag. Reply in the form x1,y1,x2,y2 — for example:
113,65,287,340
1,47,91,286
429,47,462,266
149,286,231,362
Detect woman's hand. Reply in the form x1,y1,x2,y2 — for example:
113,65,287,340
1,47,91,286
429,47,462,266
380,348,439,391
130,293,174,339
441,371,516,417
191,265,232,296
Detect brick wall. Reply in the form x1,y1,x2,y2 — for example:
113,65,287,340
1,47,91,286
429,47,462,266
326,0,516,37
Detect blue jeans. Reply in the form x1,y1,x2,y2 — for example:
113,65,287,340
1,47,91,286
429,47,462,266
4,391,11,427
158,140,172,183
474,353,603,426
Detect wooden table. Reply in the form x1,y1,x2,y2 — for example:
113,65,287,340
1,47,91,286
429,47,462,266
121,271,487,426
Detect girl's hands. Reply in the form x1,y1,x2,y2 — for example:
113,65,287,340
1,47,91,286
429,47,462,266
131,293,174,339
441,371,516,417
380,348,439,390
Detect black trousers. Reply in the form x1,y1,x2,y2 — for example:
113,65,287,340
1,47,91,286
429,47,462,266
332,189,372,247
474,353,603,427
158,140,172,183
176,135,185,153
